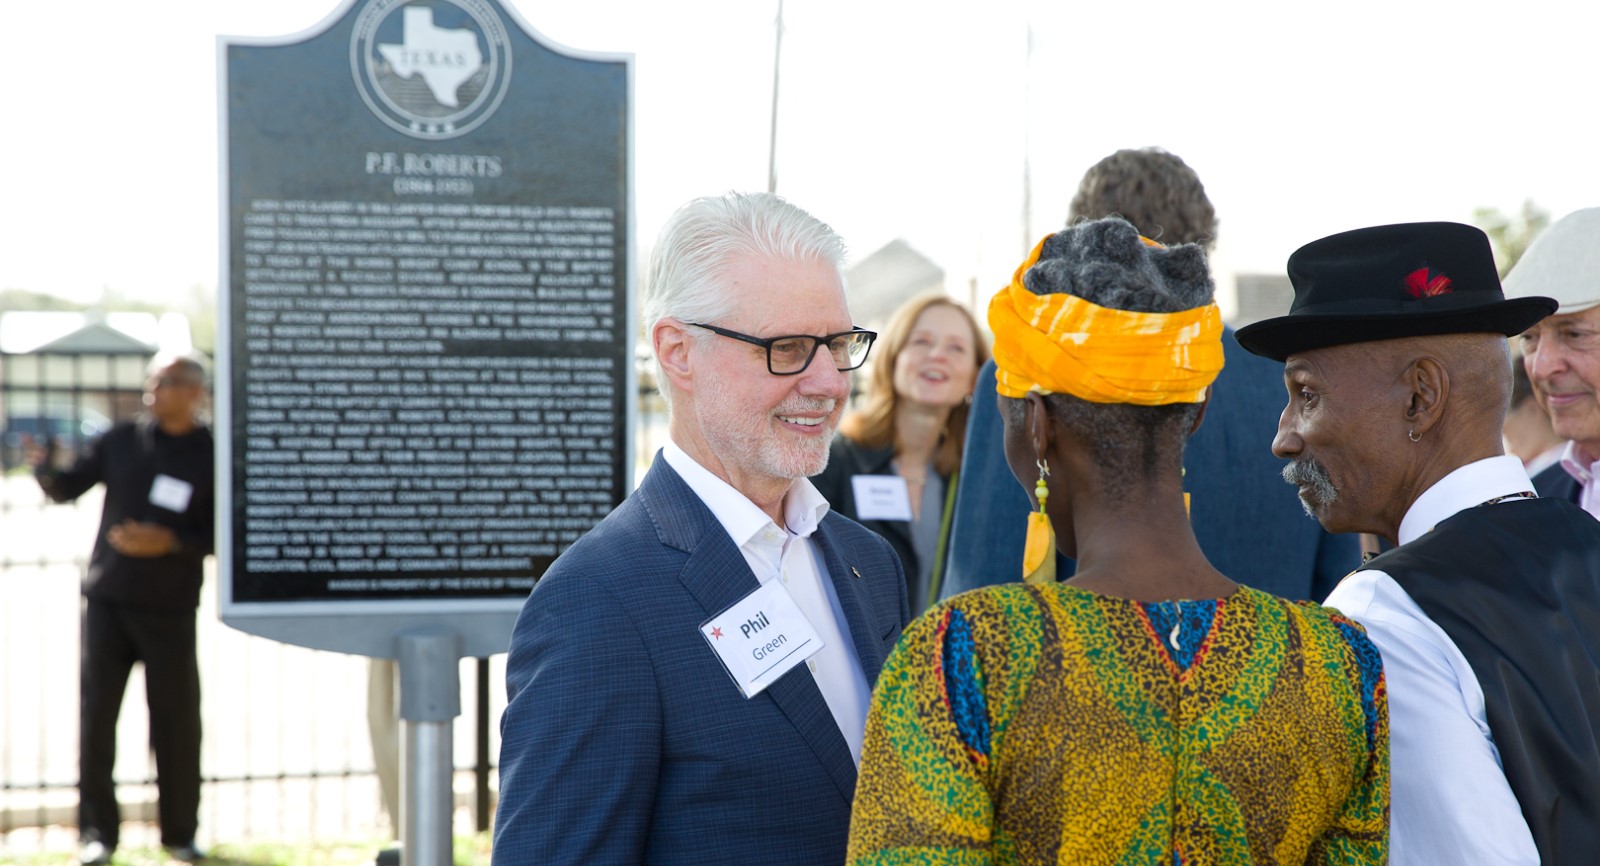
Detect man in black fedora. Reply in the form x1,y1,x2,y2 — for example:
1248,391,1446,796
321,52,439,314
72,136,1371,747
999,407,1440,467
1236,221,1600,866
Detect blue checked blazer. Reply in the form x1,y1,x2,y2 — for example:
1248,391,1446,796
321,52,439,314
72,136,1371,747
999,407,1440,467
492,455,910,865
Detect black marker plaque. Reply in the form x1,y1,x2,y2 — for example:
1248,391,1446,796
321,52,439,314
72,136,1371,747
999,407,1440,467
222,0,631,608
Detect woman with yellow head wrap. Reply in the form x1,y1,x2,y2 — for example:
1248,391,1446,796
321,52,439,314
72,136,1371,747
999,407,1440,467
848,218,1389,865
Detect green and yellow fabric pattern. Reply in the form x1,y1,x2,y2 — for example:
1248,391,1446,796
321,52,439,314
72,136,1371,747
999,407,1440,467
847,583,1388,865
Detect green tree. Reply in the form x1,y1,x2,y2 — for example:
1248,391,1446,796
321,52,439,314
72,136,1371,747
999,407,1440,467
1472,200,1549,278
177,282,217,356
1,284,215,356
0,287,85,312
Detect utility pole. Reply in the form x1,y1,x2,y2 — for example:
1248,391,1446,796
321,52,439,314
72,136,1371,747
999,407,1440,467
768,0,785,194
1020,22,1034,253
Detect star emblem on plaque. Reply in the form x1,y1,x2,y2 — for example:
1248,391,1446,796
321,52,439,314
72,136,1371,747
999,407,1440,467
351,0,513,140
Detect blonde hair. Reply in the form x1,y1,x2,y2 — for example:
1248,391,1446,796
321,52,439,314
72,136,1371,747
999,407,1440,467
840,294,989,476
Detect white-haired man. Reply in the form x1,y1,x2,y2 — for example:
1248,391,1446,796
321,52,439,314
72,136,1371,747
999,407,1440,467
1504,206,1600,514
492,192,909,865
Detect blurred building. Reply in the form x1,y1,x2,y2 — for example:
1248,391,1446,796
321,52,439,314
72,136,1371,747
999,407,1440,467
1231,272,1294,329
0,311,198,470
844,239,946,331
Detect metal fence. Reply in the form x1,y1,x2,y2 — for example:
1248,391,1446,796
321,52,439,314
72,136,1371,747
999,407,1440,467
0,347,672,860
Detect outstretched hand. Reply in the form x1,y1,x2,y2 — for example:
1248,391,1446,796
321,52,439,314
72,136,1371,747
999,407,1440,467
108,520,178,557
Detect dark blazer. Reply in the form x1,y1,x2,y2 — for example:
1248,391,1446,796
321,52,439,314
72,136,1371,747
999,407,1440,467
942,330,1360,603
810,436,951,613
492,455,910,866
1533,461,1581,503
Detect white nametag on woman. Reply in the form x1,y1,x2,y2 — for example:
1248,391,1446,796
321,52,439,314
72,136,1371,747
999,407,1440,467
851,475,913,521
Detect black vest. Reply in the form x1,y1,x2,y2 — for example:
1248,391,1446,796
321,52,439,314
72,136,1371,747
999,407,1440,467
1368,497,1600,865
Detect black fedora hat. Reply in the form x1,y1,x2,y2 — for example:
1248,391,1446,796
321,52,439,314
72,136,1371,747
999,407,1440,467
1235,221,1557,361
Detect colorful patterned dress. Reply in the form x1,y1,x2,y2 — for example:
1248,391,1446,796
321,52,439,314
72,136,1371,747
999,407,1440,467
846,583,1388,865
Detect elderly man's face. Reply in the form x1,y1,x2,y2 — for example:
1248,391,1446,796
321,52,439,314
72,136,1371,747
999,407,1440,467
1521,304,1600,454
691,252,853,489
1271,342,1407,534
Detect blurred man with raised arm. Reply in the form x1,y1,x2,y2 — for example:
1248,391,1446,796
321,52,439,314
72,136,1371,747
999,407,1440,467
32,354,214,865
492,192,909,865
1236,222,1600,865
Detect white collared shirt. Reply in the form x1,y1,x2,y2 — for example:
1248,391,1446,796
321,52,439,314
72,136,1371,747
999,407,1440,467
1558,440,1600,520
663,442,872,764
1324,456,1538,865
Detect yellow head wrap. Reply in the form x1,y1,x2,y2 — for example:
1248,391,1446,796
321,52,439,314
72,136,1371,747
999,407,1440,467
989,234,1224,404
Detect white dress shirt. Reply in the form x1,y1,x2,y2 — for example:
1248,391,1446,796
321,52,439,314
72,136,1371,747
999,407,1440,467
1324,455,1540,866
1557,440,1600,520
663,442,872,764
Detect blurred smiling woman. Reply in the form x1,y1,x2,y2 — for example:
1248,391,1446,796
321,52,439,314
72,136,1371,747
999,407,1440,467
811,293,988,613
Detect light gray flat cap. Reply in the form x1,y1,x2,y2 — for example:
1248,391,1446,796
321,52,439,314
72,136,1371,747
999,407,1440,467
1503,207,1600,314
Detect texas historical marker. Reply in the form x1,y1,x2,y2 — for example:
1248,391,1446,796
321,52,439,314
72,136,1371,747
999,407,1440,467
219,0,632,654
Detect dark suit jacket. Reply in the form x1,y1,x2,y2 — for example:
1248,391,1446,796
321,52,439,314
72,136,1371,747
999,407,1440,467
492,455,910,865
809,436,953,613
1533,461,1581,503
942,330,1360,603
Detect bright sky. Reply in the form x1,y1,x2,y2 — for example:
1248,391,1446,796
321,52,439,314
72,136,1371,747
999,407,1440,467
5,0,1597,318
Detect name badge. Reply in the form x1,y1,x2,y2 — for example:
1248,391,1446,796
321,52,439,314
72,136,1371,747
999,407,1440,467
149,474,194,513
852,474,912,521
699,580,824,698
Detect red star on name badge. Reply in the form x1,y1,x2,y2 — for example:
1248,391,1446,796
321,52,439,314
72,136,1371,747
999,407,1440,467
710,626,724,639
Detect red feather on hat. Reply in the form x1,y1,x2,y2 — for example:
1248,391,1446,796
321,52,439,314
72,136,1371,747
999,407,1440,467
1405,267,1453,298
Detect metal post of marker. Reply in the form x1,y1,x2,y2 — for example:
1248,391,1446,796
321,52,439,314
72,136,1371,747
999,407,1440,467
398,630,462,866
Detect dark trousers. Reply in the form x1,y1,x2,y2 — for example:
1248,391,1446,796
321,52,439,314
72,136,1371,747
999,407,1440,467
79,598,201,849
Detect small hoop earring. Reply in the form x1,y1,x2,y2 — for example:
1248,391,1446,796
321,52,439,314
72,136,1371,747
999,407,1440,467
1407,429,1421,443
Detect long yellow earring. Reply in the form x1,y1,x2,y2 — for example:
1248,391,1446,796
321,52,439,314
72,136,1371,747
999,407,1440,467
1023,458,1056,585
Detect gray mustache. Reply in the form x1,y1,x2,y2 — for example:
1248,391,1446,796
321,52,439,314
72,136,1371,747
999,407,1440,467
776,398,837,415
1281,459,1339,515
1273,454,1337,502
1281,460,1331,487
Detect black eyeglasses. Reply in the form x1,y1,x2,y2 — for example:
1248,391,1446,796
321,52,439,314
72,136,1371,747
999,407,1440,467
689,323,877,375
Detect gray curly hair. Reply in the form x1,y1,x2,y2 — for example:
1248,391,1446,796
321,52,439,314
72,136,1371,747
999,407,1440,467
1025,216,1213,313
1002,217,1216,492
1067,147,1217,250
